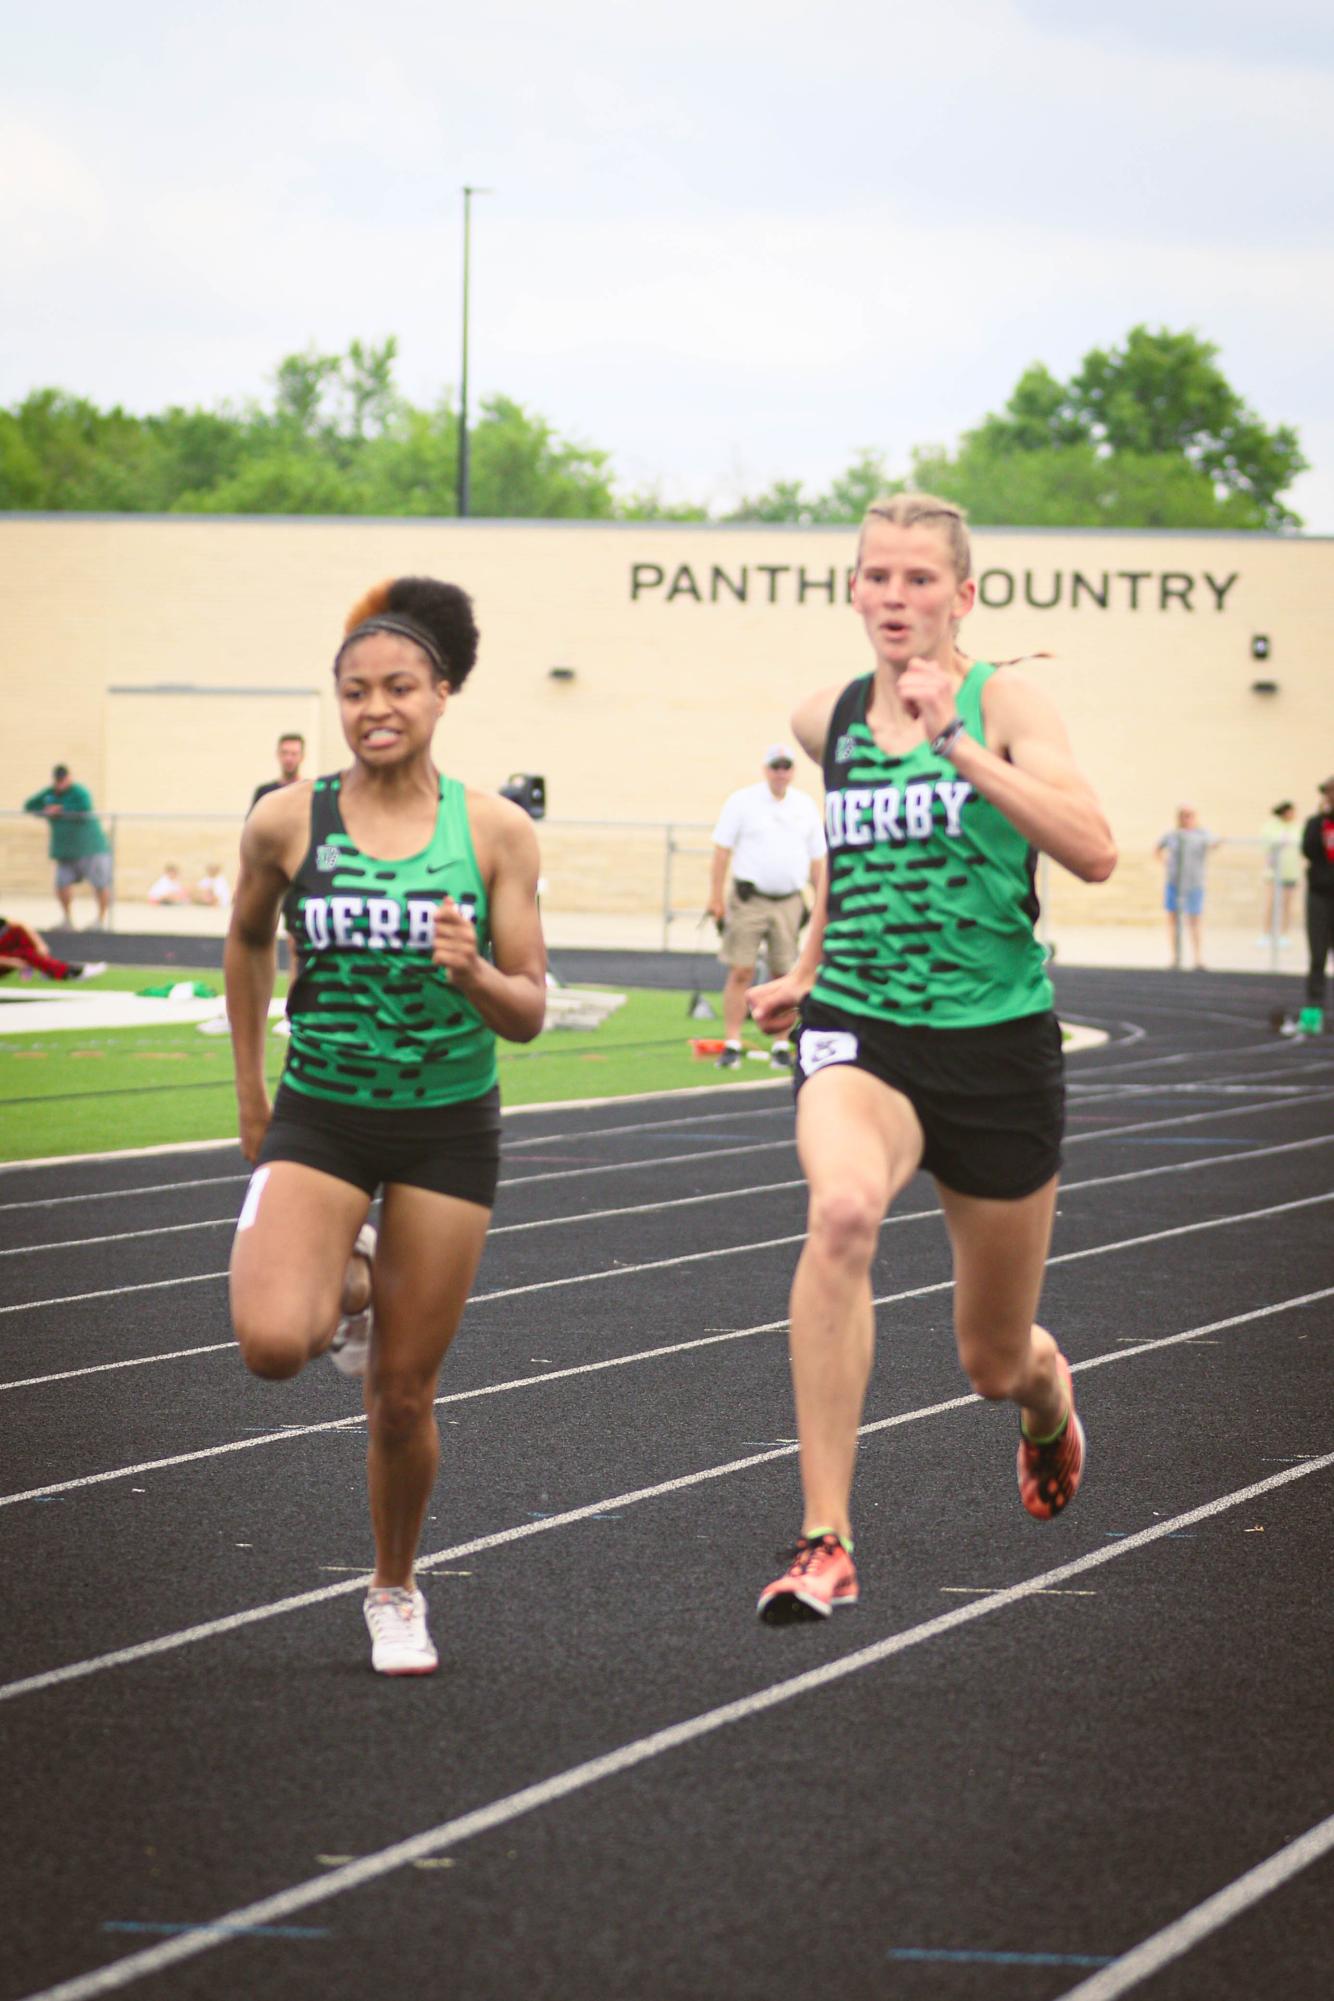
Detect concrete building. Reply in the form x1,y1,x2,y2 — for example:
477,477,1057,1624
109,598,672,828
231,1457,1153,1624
3,514,1329,938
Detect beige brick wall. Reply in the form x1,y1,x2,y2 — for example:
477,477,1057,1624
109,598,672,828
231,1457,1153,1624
3,516,1328,925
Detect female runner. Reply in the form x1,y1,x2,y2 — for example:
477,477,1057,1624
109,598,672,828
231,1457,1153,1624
749,494,1116,1623
226,576,546,1673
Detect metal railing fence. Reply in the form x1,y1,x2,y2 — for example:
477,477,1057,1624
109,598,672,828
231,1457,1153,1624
0,812,1306,966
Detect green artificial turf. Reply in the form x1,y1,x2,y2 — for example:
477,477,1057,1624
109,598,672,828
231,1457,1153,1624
0,964,771,1162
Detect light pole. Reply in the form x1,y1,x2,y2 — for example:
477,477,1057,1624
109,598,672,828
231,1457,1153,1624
458,184,491,518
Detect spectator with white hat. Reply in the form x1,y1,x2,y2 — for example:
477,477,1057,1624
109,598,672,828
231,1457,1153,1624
707,745,826,1069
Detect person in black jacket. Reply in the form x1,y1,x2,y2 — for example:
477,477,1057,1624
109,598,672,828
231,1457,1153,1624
1299,776,1334,1032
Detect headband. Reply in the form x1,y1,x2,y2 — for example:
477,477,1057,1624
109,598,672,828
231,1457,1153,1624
336,615,449,682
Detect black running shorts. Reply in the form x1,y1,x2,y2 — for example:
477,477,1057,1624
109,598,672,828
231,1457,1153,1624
257,1081,502,1208
793,1000,1064,1200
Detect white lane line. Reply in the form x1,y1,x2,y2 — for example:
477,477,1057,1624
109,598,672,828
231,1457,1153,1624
1071,1039,1328,1080
0,1137,240,1177
0,1105,794,1216
502,1101,790,1150
0,1343,236,1393
1064,1087,1334,1142
499,1136,795,1188
5,1136,1328,1352
0,1270,225,1317
1071,1081,1324,1101
4,1058,1330,1261
9,1183,1329,1334
0,1174,814,1260
1069,1062,1334,1102
0,1173,248,1218
0,1218,235,1258
13,1455,1332,2001
1053,1812,1334,2001
4,1042,1326,1220
2,1276,1329,1656
383,1188,1334,1312
0,1137,797,1243
0,1129,1302,1388
9,1129,1334,1265
0,1079,792,1181
508,1080,1334,1168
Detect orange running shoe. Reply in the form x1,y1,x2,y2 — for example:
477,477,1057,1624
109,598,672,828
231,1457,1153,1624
1017,1354,1085,1519
757,1533,859,1624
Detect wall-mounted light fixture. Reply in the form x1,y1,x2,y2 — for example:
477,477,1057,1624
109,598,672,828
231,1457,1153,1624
1250,679,1279,696
1250,635,1271,660
548,665,577,683
499,773,546,818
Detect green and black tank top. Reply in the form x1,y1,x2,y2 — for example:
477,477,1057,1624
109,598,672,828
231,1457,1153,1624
281,773,498,1108
811,663,1053,1029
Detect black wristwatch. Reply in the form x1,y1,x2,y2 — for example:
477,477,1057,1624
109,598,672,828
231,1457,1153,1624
930,716,967,756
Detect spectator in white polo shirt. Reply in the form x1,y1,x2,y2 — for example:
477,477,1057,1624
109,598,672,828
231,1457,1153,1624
708,745,826,1069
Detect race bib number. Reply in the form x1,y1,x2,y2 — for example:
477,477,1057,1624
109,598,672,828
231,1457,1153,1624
798,1028,859,1076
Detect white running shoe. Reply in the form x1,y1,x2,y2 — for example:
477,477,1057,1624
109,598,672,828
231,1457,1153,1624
329,1222,376,1378
364,1586,438,1675
72,962,108,981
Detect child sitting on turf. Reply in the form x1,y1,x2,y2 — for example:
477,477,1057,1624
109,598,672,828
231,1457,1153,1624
147,864,190,905
191,863,230,909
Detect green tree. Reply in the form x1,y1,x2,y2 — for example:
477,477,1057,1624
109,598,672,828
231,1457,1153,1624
340,338,399,442
911,436,1272,530
942,327,1306,530
725,450,899,525
725,477,813,523
176,450,367,515
468,395,615,518
359,403,458,516
0,390,159,509
614,487,710,522
271,349,343,440
820,450,900,521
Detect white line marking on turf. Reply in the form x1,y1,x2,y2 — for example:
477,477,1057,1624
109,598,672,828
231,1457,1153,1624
12,1456,1332,2001
7,1129,1331,1264
0,1137,241,1176
2,1288,1329,1697
1052,1812,1334,2001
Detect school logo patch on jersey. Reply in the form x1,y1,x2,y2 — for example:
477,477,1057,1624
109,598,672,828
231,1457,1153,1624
833,732,860,765
315,844,341,873
798,1028,859,1076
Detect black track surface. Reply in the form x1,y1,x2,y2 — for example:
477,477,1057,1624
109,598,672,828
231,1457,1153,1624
1,969,1330,2001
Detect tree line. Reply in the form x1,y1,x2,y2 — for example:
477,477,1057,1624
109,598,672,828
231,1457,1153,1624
0,326,1306,531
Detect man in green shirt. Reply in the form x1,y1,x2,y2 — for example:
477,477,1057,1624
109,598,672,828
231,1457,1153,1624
23,764,113,927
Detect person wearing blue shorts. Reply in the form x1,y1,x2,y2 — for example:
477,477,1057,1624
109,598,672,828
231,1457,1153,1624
1156,806,1218,969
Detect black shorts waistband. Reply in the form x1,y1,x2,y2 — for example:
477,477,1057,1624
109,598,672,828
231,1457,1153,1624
272,1079,501,1138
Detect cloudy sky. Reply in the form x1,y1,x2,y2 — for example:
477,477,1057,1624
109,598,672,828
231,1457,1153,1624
5,0,1332,525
